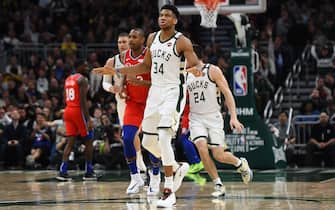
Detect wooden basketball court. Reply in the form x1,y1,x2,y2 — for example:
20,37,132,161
0,169,334,209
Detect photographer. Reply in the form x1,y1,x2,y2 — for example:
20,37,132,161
93,114,125,170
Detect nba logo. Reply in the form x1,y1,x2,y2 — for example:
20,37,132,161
233,65,248,96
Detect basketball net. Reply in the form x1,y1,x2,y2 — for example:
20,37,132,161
194,0,221,28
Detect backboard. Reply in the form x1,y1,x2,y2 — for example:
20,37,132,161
158,0,267,15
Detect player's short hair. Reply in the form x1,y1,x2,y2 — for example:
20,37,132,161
118,32,128,38
160,4,180,19
132,28,145,38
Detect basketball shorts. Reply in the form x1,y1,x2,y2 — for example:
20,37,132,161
123,100,146,127
64,106,88,137
142,85,186,134
189,111,227,147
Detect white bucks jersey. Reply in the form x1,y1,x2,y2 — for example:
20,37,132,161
150,31,183,87
187,64,221,114
113,54,124,87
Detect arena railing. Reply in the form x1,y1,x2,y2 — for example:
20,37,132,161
292,114,320,154
6,42,118,67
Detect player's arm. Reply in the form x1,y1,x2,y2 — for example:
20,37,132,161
78,76,91,128
102,57,124,93
102,57,115,91
94,33,155,76
177,36,202,76
126,75,151,86
210,65,244,132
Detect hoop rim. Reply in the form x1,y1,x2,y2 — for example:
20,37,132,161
194,0,226,11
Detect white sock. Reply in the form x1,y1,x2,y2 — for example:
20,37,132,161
131,173,141,180
164,176,174,191
213,177,222,186
235,159,242,167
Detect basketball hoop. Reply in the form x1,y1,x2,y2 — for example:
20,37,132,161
194,0,223,28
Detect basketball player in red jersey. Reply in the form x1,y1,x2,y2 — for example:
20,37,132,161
56,62,97,181
108,29,150,192
103,33,148,175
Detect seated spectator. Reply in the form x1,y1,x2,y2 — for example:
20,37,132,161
2,109,26,169
61,34,77,56
5,55,22,76
271,111,296,167
305,112,335,167
26,113,52,168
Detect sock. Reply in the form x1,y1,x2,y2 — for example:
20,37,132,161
123,125,138,174
213,177,222,186
131,173,141,180
60,161,68,174
149,153,160,175
164,176,174,191
235,159,242,168
85,161,93,174
180,133,200,164
128,160,138,174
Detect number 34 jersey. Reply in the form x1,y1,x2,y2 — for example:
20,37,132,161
64,73,82,107
186,64,221,114
150,31,183,87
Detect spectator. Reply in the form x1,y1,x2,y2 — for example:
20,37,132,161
36,69,49,94
305,112,335,167
93,116,125,170
60,33,77,56
310,77,332,111
5,55,22,76
54,58,65,81
2,109,26,169
26,113,52,168
271,111,296,167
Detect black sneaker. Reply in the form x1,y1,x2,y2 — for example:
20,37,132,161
82,172,100,181
56,173,72,181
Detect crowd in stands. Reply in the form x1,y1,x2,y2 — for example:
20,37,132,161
0,0,334,169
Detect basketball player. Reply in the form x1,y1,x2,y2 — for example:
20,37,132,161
105,28,162,195
185,46,253,197
102,33,147,176
56,62,97,181
94,4,204,208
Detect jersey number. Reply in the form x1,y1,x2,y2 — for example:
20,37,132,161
66,88,75,101
153,62,164,74
194,91,205,103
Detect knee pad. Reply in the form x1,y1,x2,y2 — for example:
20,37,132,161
142,132,161,158
122,125,138,159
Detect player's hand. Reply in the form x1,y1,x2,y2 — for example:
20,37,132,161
109,85,122,93
93,66,116,75
230,118,244,133
186,66,203,77
127,75,146,86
